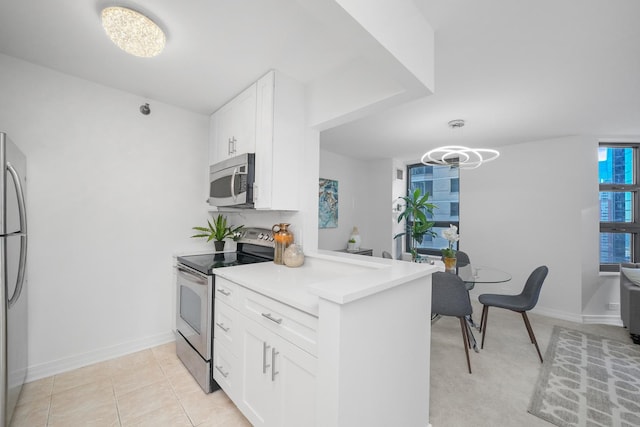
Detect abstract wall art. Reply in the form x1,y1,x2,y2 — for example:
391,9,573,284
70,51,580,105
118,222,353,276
318,178,338,228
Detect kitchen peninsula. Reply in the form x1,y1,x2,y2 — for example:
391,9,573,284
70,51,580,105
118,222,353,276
214,250,436,427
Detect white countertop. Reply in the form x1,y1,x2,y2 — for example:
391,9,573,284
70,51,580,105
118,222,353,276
214,250,437,316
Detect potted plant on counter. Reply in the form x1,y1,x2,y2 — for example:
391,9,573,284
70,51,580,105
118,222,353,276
393,188,437,262
191,214,243,252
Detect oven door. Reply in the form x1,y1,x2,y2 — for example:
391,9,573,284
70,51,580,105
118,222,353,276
176,264,212,360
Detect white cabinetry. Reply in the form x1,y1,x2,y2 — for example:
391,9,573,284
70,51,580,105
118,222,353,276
213,277,317,427
253,70,305,210
240,319,316,427
208,70,305,210
208,83,257,165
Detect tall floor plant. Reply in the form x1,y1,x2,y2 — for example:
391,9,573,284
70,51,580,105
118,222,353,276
394,188,437,261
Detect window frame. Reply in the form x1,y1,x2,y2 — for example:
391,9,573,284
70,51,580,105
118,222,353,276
405,162,460,257
599,142,640,272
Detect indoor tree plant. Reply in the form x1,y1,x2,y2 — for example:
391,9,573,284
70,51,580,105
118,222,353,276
191,214,243,252
394,188,437,261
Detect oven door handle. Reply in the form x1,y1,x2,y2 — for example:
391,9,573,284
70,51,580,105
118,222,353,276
177,265,208,285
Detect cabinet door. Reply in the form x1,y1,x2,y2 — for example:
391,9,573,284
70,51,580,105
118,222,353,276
208,112,218,165
272,336,317,427
254,71,275,209
214,102,235,163
231,83,257,157
210,83,257,164
240,316,317,427
240,319,277,427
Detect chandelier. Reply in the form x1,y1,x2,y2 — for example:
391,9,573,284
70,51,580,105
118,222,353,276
421,120,500,169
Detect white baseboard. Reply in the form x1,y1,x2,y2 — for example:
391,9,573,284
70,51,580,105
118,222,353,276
529,306,584,323
581,314,624,326
26,330,176,383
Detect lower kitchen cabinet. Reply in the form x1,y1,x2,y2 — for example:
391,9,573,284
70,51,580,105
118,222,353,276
213,279,317,426
239,315,317,427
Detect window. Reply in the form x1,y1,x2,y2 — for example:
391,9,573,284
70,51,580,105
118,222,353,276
406,163,460,255
451,178,459,193
599,143,640,271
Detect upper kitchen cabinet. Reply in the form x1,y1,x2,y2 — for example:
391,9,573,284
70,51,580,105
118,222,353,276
253,70,305,210
209,83,258,165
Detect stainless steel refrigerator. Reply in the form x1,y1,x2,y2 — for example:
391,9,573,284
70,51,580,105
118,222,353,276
0,132,27,427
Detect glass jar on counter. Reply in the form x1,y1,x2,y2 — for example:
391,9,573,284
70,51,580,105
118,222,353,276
283,244,304,267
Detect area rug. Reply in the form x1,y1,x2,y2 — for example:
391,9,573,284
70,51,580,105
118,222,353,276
529,326,640,427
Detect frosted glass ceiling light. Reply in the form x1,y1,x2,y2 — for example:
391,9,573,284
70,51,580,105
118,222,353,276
101,6,166,58
421,120,500,169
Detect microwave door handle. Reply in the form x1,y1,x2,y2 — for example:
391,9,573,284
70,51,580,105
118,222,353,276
230,167,238,201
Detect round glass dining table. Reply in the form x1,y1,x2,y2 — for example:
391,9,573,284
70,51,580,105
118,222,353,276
456,264,512,290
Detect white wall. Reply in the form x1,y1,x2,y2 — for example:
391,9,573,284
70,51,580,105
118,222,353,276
366,159,395,257
462,136,600,322
318,149,369,251
0,54,212,380
318,150,404,258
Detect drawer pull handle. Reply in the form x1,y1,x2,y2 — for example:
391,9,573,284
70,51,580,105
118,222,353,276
261,313,283,324
262,342,271,374
215,365,229,378
271,348,279,381
215,322,230,332
217,288,231,296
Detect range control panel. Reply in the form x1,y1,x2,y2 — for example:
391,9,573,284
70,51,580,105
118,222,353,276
237,227,275,247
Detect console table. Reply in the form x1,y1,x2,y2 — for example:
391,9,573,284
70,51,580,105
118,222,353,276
335,248,373,256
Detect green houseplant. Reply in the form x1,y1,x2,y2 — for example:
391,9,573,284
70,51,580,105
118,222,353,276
191,214,243,252
394,188,437,261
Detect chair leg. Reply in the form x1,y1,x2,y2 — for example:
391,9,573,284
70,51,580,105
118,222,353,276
521,312,543,363
480,305,489,349
459,317,472,374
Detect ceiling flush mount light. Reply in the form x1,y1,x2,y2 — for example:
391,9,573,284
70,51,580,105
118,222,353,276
101,6,165,58
421,120,500,169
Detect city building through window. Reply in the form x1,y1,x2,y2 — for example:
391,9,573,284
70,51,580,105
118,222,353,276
406,163,460,256
599,143,640,271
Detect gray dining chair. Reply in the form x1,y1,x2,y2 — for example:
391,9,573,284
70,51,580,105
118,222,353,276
455,250,473,290
456,250,470,267
382,251,392,259
432,271,474,373
478,265,548,363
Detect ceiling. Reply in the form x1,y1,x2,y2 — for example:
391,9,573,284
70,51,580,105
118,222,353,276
0,0,639,160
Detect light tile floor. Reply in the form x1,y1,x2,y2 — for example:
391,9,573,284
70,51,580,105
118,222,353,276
10,342,251,427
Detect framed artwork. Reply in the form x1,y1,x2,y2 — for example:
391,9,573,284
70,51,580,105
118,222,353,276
318,178,338,228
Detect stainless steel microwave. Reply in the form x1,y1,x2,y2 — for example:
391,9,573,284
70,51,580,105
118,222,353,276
208,153,255,208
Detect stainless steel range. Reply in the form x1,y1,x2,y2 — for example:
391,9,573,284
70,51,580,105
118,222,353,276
175,227,275,393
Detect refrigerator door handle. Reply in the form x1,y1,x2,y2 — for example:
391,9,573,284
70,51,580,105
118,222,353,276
7,162,27,233
9,235,27,308
7,162,27,308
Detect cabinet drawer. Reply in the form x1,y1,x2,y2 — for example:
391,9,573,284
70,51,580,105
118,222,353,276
239,287,318,356
215,277,240,309
214,299,240,355
213,338,239,400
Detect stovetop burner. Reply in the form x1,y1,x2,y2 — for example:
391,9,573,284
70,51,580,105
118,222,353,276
177,252,270,274
177,227,275,275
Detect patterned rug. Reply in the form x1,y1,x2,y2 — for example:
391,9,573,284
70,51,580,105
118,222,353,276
529,326,640,427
